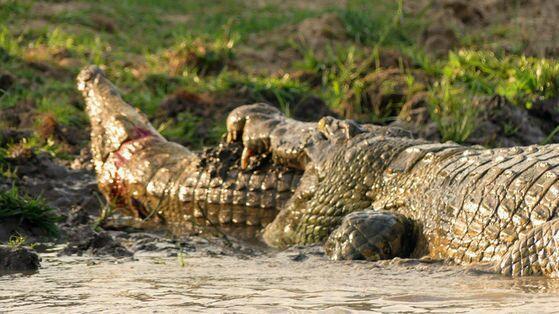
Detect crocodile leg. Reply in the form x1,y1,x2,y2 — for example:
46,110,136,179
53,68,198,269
226,103,412,172
226,103,321,169
497,218,559,277
226,103,367,170
324,210,417,261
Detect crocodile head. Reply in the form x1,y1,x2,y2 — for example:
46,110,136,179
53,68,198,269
77,66,200,221
77,66,165,171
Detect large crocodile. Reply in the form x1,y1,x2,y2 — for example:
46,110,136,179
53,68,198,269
79,66,559,277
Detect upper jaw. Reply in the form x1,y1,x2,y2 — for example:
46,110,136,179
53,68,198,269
77,65,164,164
76,65,101,92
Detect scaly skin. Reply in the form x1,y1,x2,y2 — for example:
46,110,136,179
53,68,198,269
78,66,301,239
235,104,559,277
79,66,559,277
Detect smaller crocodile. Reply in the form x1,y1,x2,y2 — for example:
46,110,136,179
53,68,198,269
78,66,303,240
79,65,559,277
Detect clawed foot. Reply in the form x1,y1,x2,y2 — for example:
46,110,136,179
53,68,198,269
226,103,368,170
324,210,416,261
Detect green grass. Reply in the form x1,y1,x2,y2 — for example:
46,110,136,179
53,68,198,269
0,144,6,164
0,0,333,147
0,186,62,237
0,140,18,177
230,74,311,109
158,112,205,146
441,50,559,109
428,80,480,143
420,50,559,142
295,45,371,115
1,0,558,146
6,234,26,249
294,44,427,123
0,1,421,140
36,95,86,127
340,0,423,48
0,135,72,161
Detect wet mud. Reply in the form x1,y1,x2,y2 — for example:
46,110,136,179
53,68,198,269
0,246,40,274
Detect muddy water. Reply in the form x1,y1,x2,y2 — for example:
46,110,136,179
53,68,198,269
1,247,559,313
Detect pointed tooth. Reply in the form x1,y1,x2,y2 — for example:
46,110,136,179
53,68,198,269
241,147,253,169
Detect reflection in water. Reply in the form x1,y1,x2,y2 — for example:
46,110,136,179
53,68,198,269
1,248,559,312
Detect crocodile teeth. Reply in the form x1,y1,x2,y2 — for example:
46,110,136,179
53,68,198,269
227,131,235,143
241,147,254,170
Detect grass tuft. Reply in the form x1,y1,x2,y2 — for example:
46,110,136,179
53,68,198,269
164,35,237,76
428,80,480,143
6,234,26,249
441,50,559,109
0,186,62,237
340,0,423,48
231,74,310,110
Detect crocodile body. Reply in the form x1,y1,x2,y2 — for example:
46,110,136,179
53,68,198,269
78,67,301,239
107,138,301,239
79,66,559,277
264,131,559,277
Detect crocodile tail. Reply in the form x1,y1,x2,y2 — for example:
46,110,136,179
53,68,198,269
497,218,559,277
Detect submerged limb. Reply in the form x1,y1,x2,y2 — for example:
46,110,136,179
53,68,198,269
324,210,416,261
